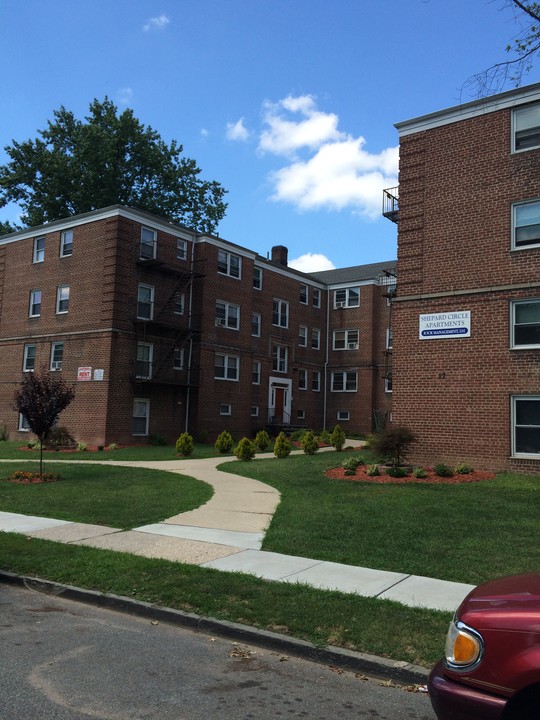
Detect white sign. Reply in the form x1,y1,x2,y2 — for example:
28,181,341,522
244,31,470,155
77,366,92,381
93,369,104,381
419,311,471,339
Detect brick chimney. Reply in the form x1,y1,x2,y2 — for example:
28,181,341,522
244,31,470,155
271,245,288,266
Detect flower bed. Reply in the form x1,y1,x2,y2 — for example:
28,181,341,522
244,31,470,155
326,465,496,484
6,470,60,484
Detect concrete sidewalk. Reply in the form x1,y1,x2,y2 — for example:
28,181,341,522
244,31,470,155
0,450,475,613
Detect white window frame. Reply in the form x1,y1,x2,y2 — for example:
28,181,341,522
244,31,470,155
252,312,261,337
511,299,540,349
297,409,306,420
311,328,321,350
511,396,540,457
174,292,185,315
217,249,241,279
312,371,320,392
29,289,42,318
253,266,263,290
140,227,156,259
215,354,239,381
215,300,240,330
312,289,321,308
272,345,288,373
18,413,31,432
512,102,540,153
23,344,36,372
33,236,45,263
136,342,154,379
176,238,188,260
252,360,261,385
50,341,64,371
251,405,259,418
300,284,308,304
173,347,184,370
337,411,350,421
56,285,70,314
385,377,393,393
298,325,308,347
333,329,359,350
512,199,540,250
132,399,150,436
334,287,360,309
298,368,307,390
386,327,393,350
331,371,358,392
272,298,289,328
220,403,232,416
60,229,73,257
137,283,154,320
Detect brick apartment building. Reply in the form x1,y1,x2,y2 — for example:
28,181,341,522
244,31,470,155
384,81,540,472
0,205,395,445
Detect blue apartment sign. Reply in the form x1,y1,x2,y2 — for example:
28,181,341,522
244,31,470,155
419,310,471,339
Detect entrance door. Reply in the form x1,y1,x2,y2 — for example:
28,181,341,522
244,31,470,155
274,387,285,421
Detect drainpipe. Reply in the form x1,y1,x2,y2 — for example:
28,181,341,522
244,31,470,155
323,285,330,430
184,232,197,433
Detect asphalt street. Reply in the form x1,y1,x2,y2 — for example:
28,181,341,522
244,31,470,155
1,583,436,719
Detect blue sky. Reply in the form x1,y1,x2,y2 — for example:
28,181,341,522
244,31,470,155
2,0,539,271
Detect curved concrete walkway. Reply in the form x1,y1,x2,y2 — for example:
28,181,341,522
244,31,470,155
0,448,475,612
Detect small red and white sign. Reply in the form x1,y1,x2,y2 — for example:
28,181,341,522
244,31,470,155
77,366,92,381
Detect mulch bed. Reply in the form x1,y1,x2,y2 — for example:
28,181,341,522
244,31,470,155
326,466,497,484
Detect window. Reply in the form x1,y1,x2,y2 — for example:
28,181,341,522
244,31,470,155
513,200,540,249
311,329,321,350
331,371,358,392
173,347,184,370
312,289,321,308
385,377,393,393
251,405,259,417
512,299,540,348
220,403,232,416
252,312,261,337
23,344,36,372
60,229,73,257
136,342,153,379
56,285,70,314
512,397,540,455
215,354,239,381
18,413,31,432
386,327,393,350
272,299,289,328
217,249,241,278
312,371,320,392
298,325,308,347
137,284,154,320
298,368,307,390
174,292,185,315
513,102,540,152
133,399,150,436
333,329,359,350
297,409,305,420
252,361,261,385
176,238,187,260
140,227,156,259
50,342,64,371
272,345,288,373
29,289,42,317
215,301,239,329
253,267,262,290
300,284,308,304
33,237,45,263
337,411,350,421
334,287,360,308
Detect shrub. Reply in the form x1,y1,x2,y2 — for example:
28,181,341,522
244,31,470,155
412,466,428,479
28,439,42,450
273,431,291,459
76,441,88,452
342,455,365,472
371,426,416,466
215,430,235,454
366,464,380,477
386,465,408,478
455,462,474,475
317,429,331,444
290,429,308,442
45,426,75,448
301,431,319,455
434,463,453,477
344,469,356,476
330,424,346,452
254,429,271,452
0,424,9,441
235,437,256,461
149,434,167,446
175,432,194,456
107,442,119,451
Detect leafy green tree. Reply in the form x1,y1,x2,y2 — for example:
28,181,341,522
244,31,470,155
13,367,75,478
0,98,227,234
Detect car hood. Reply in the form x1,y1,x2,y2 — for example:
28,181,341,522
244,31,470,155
459,573,540,621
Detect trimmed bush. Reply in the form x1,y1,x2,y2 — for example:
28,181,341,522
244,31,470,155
215,430,234,454
330,424,346,452
434,463,453,477
254,430,271,452
366,464,380,477
235,437,256,461
45,426,75,448
301,431,319,455
412,466,428,479
386,465,408,478
317,429,331,444
342,455,365,472
273,431,291,459
455,462,474,475
175,432,194,456
290,429,308,442
76,441,88,452
107,443,119,451
371,426,416,466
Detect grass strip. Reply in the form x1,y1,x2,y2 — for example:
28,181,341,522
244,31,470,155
0,532,450,668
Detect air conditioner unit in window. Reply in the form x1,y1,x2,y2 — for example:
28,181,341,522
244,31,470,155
347,342,359,350
215,318,225,326
335,302,345,308
51,361,62,371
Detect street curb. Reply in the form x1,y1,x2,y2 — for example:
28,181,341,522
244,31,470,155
0,569,429,685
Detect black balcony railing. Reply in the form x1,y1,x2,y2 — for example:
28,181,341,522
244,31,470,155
382,187,399,223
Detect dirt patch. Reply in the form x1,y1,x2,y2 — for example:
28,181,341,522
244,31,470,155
326,465,497,484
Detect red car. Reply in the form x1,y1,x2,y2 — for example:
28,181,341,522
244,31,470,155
428,573,540,720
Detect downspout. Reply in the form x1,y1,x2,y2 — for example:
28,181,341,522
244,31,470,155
184,232,197,433
323,285,330,430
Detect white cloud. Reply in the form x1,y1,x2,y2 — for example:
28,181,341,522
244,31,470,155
258,95,398,219
289,253,336,273
117,87,134,106
226,118,249,142
143,14,170,32
200,128,209,138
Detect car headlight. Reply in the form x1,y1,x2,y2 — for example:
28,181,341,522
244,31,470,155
444,617,484,670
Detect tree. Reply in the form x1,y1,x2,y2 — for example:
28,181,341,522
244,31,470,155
466,1,540,96
0,98,227,234
371,426,416,467
13,368,75,478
